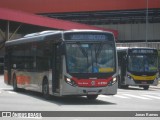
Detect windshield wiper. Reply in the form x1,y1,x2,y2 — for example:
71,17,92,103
77,43,88,58
95,42,104,63
77,43,89,72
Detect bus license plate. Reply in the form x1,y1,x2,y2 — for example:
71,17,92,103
141,81,147,84
87,91,97,95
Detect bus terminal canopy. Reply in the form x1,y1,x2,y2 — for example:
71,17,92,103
0,8,118,39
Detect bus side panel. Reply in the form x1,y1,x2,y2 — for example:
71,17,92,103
0,56,4,74
24,71,48,92
14,70,49,92
4,47,12,85
4,70,9,84
117,51,127,85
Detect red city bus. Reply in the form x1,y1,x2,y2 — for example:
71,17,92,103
4,29,118,100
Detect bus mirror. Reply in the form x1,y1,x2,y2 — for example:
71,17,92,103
13,64,16,68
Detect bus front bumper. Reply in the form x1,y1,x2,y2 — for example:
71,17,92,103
61,81,118,96
125,77,158,86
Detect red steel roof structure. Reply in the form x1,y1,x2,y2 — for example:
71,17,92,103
0,8,118,38
0,0,159,14
0,0,160,40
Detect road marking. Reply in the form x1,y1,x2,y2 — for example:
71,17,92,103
122,94,152,100
117,91,130,94
142,95,160,99
0,88,13,90
7,91,17,94
99,95,111,98
146,93,160,95
114,95,130,99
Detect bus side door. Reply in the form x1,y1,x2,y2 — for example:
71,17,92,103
52,44,61,93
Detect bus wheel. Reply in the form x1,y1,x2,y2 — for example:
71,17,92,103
121,85,129,89
13,75,18,92
42,79,50,100
143,85,149,90
87,95,98,100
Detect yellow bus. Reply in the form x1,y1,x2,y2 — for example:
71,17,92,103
117,47,159,90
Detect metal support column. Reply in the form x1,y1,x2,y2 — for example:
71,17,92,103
0,29,5,40
9,24,22,40
5,21,10,41
145,0,149,46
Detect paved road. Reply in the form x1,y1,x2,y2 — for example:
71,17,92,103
0,75,160,119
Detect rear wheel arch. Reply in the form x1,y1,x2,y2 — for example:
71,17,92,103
42,76,50,99
42,76,48,84
12,73,16,84
12,73,18,91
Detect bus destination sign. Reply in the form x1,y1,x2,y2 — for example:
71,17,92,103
131,49,156,54
65,33,113,41
71,34,106,40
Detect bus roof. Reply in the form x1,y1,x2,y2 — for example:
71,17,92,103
5,30,62,46
5,29,113,46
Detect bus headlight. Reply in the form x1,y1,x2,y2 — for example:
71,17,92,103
127,75,131,79
65,77,77,87
66,78,71,82
108,77,117,86
113,77,117,82
113,77,117,85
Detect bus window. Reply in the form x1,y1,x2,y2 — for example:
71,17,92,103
128,55,158,72
66,43,115,73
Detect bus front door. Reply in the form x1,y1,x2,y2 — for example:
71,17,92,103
52,44,61,93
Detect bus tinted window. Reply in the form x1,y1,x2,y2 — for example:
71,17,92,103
66,43,115,73
128,54,158,72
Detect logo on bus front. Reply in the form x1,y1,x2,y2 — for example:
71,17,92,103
91,81,95,86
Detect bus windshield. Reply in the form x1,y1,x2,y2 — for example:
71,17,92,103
66,43,115,73
128,54,158,72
